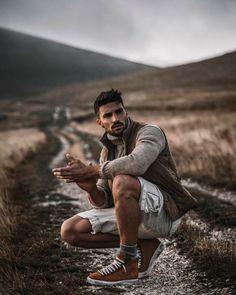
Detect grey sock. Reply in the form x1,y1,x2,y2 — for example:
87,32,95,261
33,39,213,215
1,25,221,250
120,244,137,259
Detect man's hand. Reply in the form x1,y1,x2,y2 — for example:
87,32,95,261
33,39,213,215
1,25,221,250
52,154,100,192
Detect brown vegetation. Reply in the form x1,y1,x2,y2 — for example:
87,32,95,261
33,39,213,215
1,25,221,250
176,218,236,283
133,110,236,188
0,128,46,238
71,109,236,189
0,129,46,169
0,129,47,293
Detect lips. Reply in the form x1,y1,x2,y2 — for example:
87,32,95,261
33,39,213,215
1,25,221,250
112,123,123,129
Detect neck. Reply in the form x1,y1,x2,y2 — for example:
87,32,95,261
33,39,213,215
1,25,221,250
107,117,131,144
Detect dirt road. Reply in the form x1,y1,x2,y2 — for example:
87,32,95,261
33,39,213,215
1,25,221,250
8,126,235,295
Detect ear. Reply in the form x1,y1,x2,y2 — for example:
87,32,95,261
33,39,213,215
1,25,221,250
96,118,102,126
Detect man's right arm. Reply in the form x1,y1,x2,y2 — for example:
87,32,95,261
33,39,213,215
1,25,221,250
62,151,111,209
86,177,111,209
85,148,112,209
86,184,107,208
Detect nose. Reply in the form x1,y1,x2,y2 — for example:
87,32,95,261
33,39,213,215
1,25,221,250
112,113,119,122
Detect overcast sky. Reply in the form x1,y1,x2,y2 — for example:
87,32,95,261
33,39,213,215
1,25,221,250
0,0,236,67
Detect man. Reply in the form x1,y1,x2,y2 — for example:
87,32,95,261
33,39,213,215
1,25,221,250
52,89,197,286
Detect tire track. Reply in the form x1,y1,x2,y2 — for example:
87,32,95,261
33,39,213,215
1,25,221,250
58,127,235,294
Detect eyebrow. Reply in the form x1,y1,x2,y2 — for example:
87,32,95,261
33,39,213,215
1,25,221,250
102,108,123,117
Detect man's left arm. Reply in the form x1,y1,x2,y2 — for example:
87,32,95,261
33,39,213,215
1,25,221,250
100,125,166,179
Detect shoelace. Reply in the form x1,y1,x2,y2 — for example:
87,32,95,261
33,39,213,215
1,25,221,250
137,247,142,269
98,257,127,276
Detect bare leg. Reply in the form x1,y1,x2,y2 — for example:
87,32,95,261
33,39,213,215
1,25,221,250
112,175,141,245
61,214,120,248
61,175,141,249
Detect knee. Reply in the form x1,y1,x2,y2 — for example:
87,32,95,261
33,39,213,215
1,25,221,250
60,220,77,246
112,175,140,202
112,175,131,195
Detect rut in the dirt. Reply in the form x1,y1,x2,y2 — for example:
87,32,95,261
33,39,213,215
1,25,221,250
48,126,235,295
5,125,235,295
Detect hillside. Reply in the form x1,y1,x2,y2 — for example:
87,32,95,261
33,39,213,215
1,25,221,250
38,50,236,112
0,48,235,130
0,28,153,98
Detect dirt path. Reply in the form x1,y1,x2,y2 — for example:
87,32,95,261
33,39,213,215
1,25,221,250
9,126,235,294
46,127,235,294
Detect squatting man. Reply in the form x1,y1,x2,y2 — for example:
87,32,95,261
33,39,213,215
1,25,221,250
52,89,197,286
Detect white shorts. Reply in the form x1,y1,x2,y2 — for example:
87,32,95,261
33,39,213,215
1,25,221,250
78,177,182,239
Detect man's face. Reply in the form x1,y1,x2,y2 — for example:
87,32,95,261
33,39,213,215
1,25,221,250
97,101,128,136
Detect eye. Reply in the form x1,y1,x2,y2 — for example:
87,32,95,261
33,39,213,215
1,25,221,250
103,112,112,118
115,108,124,115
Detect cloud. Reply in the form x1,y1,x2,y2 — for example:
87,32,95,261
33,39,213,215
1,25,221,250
0,0,236,66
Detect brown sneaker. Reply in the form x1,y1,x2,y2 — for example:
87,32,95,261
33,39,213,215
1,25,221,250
137,238,164,279
87,252,138,286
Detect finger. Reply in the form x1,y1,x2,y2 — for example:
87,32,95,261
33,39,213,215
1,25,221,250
52,167,68,172
53,172,65,178
57,175,74,180
53,167,72,172
56,176,76,183
65,179,75,183
54,175,71,180
53,171,73,176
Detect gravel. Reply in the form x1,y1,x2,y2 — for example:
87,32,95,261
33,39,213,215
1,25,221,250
43,130,235,295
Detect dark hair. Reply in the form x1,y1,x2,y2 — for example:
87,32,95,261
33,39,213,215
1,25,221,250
94,89,124,115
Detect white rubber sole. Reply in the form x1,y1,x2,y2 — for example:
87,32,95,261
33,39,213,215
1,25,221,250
87,277,138,286
138,242,165,279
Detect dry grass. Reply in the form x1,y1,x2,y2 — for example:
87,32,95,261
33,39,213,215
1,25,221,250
0,128,46,170
0,128,47,293
0,128,46,237
133,110,236,188
176,220,236,282
0,128,46,235
0,170,12,233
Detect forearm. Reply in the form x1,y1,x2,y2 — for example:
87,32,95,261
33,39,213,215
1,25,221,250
100,125,166,179
100,152,149,178
86,184,107,208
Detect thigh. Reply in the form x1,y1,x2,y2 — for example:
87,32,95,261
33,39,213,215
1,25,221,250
78,208,119,235
63,214,92,233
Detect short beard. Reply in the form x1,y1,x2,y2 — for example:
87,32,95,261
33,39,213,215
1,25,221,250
109,118,128,137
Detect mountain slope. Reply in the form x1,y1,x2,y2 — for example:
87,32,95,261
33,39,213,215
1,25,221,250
0,28,154,98
39,50,236,111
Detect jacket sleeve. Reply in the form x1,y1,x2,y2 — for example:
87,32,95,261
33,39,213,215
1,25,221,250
99,125,166,179
89,148,113,208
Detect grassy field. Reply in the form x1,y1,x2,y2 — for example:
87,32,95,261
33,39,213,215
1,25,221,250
0,51,235,293
72,109,236,189
0,114,235,293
